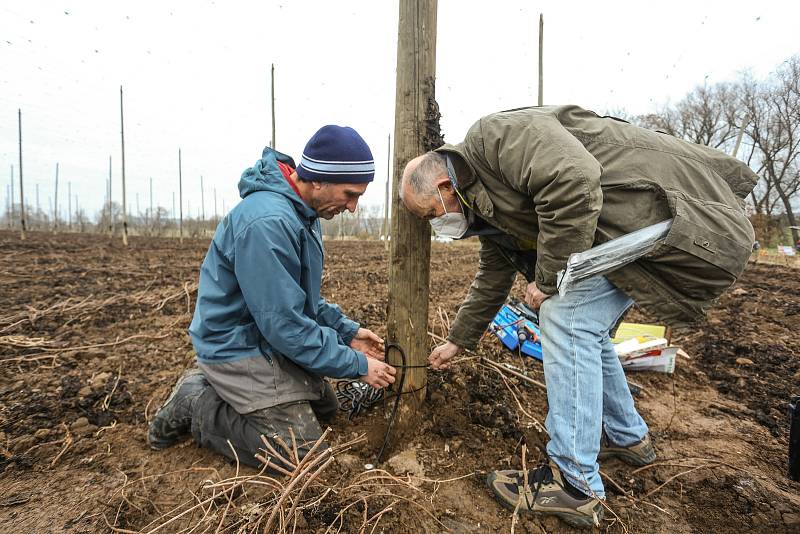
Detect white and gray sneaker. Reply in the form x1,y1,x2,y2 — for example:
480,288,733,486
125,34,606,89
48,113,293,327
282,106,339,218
487,460,603,529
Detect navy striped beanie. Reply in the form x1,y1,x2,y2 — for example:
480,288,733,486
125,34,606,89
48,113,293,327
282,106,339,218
297,125,375,183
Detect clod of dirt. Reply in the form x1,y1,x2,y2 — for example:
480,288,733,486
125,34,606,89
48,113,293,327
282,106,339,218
386,449,424,480
735,357,754,365
70,417,90,432
90,372,112,391
783,513,800,527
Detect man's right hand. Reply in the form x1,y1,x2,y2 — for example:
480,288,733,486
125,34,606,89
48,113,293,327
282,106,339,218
360,358,397,389
428,341,462,370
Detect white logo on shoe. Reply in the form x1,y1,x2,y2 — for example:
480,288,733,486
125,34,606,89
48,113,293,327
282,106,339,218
538,496,558,504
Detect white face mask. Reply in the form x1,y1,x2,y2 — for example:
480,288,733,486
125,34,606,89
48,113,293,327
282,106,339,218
429,186,468,238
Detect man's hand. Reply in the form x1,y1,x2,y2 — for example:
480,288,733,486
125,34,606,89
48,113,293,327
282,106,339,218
428,341,462,370
350,328,385,361
360,358,396,389
525,282,551,310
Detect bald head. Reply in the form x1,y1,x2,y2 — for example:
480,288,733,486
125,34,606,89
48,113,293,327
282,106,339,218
400,151,462,219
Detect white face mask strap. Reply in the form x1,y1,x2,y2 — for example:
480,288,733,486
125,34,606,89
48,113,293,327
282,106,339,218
436,185,449,214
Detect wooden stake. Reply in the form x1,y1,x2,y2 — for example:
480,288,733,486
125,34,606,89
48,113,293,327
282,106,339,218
538,14,544,106
178,148,183,243
731,114,749,159
17,110,26,239
270,63,276,149
9,166,14,229
108,155,114,236
200,175,205,225
53,163,59,233
387,0,438,409
149,176,153,231
119,86,129,246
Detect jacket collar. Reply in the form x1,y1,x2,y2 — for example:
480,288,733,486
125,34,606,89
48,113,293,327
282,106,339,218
435,144,494,218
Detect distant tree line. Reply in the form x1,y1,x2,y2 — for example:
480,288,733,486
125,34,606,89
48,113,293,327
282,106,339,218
628,54,800,248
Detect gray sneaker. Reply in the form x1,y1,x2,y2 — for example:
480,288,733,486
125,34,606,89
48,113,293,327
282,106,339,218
148,369,209,450
598,432,656,466
487,461,603,528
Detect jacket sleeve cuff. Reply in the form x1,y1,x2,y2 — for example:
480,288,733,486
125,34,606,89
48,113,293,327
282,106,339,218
535,263,560,295
339,319,360,345
446,323,480,351
354,351,369,376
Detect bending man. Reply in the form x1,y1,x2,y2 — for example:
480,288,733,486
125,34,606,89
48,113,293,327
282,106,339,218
400,105,756,527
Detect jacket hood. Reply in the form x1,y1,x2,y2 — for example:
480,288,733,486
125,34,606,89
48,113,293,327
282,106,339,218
238,147,317,219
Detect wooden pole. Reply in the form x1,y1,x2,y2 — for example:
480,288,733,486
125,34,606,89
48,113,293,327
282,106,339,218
68,181,72,230
35,182,39,229
387,0,438,412
538,13,544,106
270,63,276,149
178,148,184,243
731,115,749,159
149,176,153,231
9,165,14,228
53,163,59,233
17,110,26,239
383,134,391,250
200,175,205,225
120,86,129,246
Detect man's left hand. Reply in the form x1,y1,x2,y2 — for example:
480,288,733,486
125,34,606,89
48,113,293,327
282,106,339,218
350,328,385,360
525,282,551,310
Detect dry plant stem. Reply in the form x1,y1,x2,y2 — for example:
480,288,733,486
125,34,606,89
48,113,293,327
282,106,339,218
631,457,749,475
642,465,710,499
215,440,240,534
481,362,546,433
3,321,180,363
103,513,139,534
288,427,300,466
482,358,546,390
263,447,334,533
599,469,633,497
253,453,294,477
367,499,399,534
259,435,296,471
284,456,335,526
273,434,297,465
102,363,123,411
50,422,72,467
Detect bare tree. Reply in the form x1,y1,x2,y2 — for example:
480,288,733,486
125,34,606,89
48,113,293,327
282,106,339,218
636,82,742,151
742,56,800,245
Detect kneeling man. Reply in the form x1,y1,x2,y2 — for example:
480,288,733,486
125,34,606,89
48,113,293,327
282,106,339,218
149,125,396,467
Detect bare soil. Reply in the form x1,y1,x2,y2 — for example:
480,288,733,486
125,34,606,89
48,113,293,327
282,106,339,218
0,231,798,533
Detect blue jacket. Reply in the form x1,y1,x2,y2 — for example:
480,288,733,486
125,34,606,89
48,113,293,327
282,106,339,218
188,148,367,411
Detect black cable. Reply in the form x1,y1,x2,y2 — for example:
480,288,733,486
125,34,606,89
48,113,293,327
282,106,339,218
376,342,422,464
333,343,426,463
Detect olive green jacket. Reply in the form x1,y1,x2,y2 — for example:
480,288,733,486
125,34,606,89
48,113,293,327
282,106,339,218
437,105,756,350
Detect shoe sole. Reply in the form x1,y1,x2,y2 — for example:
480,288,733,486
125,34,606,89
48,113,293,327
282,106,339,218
486,472,598,529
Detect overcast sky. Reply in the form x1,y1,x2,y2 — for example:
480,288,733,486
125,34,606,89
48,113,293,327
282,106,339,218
1,1,799,221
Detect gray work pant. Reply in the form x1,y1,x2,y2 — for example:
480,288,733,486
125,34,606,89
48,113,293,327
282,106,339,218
190,382,338,470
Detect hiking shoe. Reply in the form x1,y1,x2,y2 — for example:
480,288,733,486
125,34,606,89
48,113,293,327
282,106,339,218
598,432,656,466
487,461,603,528
148,369,209,450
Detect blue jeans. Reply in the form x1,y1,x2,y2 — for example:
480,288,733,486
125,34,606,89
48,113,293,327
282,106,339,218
539,276,648,498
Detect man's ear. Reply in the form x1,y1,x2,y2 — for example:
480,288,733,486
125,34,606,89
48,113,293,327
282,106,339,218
310,181,324,190
438,176,454,192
